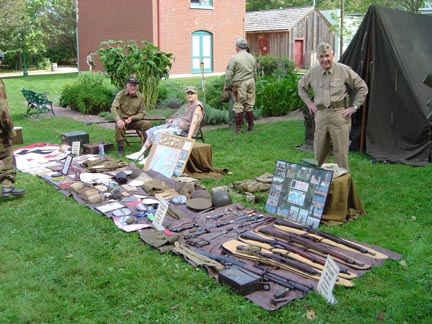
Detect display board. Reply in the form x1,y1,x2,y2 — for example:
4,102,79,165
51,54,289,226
265,160,333,228
144,134,194,178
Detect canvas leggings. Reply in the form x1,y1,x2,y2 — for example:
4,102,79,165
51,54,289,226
115,120,152,144
232,78,256,113
314,108,351,170
0,143,16,188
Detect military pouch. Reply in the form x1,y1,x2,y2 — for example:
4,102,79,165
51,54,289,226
218,265,270,296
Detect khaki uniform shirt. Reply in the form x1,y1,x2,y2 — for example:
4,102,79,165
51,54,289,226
298,62,368,109
0,79,14,142
111,89,146,122
225,50,257,86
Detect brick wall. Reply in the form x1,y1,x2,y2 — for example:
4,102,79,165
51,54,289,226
77,0,154,71
158,0,245,74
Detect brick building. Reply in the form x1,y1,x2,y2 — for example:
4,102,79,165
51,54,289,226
77,0,245,75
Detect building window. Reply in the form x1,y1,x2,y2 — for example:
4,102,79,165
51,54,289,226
190,0,213,9
191,31,213,73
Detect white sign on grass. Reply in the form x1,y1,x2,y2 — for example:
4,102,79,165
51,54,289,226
152,199,168,231
316,255,340,304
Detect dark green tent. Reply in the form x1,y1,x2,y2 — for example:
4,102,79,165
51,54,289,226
341,6,432,166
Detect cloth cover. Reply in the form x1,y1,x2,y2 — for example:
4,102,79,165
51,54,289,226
321,173,365,225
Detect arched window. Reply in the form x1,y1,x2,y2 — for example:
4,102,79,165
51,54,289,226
191,31,213,73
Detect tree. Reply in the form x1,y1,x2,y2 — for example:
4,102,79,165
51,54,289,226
98,40,173,110
399,0,425,13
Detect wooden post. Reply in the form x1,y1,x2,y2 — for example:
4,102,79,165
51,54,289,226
340,0,344,57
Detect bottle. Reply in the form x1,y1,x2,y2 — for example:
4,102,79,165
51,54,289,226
98,143,105,157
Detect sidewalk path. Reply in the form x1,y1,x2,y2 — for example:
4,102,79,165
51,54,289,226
0,66,78,78
49,105,303,130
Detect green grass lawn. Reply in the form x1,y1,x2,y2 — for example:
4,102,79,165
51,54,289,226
1,74,431,323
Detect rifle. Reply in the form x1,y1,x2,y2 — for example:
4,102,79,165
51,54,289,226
275,219,372,255
236,245,320,275
259,226,365,267
86,116,166,126
194,249,312,293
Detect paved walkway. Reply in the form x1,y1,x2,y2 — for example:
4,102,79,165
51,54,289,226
48,105,303,131
0,66,78,78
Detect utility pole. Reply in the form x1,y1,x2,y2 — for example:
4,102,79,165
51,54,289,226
340,0,344,57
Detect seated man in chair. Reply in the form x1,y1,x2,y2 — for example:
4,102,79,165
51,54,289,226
111,76,152,156
136,86,204,161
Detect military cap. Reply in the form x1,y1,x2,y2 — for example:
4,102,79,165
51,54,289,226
185,86,198,94
236,38,249,49
127,74,139,84
317,42,333,55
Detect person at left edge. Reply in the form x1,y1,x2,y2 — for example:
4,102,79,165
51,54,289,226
111,75,152,156
0,51,25,198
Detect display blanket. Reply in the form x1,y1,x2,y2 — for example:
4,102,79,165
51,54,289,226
14,144,402,311
266,160,333,228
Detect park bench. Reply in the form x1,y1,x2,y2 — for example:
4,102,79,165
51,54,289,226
21,88,55,118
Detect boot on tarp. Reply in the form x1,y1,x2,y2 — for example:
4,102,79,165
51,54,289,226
246,111,254,131
235,112,244,134
117,143,124,157
1,186,25,198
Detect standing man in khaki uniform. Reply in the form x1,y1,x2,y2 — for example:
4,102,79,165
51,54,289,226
111,76,151,156
0,53,25,198
225,38,257,133
298,42,368,170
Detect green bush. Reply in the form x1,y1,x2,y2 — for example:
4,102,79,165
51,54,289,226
157,81,186,107
59,72,117,115
257,56,295,78
36,57,51,70
255,74,303,116
203,105,229,125
204,76,228,111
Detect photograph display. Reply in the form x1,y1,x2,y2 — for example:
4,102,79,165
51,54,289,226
144,134,194,178
265,160,333,228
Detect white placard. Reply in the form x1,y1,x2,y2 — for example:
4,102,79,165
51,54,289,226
71,141,81,156
152,199,168,231
316,255,340,304
96,202,124,213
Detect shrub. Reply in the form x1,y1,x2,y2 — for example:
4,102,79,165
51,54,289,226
204,76,228,111
36,57,51,70
159,97,185,109
59,72,117,115
257,56,295,78
157,81,186,107
203,105,229,125
255,74,303,116
98,40,173,110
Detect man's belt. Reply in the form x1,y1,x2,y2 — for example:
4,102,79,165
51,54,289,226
328,100,346,109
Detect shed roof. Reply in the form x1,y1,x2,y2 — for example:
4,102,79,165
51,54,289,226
245,6,314,32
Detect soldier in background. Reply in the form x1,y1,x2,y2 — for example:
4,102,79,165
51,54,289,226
224,38,257,133
0,52,25,198
111,76,152,156
86,50,95,71
298,42,368,169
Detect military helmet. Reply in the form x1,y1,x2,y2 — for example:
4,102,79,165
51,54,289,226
236,38,248,50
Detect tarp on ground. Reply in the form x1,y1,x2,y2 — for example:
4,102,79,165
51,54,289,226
341,6,432,166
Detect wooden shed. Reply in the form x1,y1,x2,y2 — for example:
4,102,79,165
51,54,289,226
246,7,336,68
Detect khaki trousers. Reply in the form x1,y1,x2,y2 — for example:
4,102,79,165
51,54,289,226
314,108,351,170
232,78,255,113
0,143,16,187
115,119,152,144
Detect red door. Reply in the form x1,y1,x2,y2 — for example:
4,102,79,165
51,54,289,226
258,35,270,56
294,39,304,68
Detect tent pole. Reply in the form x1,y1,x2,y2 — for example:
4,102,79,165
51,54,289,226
360,37,372,152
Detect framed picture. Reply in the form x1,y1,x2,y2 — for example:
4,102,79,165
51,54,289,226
265,160,333,228
62,155,73,175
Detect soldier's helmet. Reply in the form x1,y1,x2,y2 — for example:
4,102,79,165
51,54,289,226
236,38,248,50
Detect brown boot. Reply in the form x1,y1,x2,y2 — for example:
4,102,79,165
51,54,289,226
117,143,124,157
246,111,254,131
235,112,243,133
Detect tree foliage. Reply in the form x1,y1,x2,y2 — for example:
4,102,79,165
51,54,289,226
98,40,173,110
246,0,426,14
0,0,76,69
